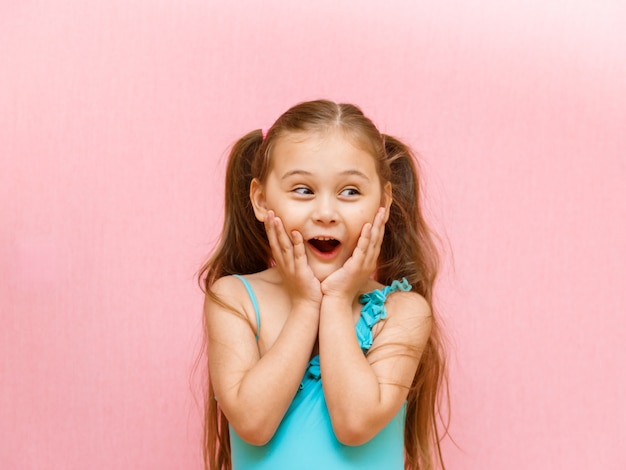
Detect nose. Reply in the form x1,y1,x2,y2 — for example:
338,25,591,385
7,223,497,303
312,195,338,224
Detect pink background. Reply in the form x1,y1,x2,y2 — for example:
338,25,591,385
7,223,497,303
1,1,625,468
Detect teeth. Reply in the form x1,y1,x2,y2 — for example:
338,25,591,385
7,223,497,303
313,237,335,241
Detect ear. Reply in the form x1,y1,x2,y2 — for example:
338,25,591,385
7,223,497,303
382,182,393,223
250,178,268,222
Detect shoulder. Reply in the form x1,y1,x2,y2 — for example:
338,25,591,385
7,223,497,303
385,289,431,319
205,275,261,341
209,274,247,305
208,269,282,316
363,279,431,320
366,286,433,377
210,269,276,297
360,279,431,323
377,289,432,344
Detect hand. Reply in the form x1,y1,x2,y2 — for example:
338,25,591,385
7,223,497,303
321,207,387,300
265,210,323,306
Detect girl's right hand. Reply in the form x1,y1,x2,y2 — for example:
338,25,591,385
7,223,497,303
265,210,323,307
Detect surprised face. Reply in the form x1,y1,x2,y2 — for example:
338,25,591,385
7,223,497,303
251,129,391,281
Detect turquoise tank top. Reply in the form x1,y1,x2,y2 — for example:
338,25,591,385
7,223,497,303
229,277,412,469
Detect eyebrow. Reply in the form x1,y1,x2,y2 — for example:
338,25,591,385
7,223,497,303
280,169,371,181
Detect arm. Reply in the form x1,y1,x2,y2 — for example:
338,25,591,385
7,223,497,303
319,290,432,445
207,276,319,445
319,207,432,445
208,211,322,445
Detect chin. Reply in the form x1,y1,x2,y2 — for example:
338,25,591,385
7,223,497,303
311,267,335,283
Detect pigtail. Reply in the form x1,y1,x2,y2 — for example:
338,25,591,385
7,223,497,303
380,135,449,470
199,130,270,293
378,135,438,300
199,130,269,470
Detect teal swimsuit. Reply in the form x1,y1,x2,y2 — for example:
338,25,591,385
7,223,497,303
230,276,412,470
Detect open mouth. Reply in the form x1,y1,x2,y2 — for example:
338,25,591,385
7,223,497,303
308,237,340,255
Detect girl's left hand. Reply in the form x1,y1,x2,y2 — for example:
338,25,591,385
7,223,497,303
321,207,387,299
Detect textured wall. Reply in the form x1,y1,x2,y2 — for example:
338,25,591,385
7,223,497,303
1,1,625,468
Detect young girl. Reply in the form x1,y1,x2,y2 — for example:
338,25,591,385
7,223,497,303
199,100,447,469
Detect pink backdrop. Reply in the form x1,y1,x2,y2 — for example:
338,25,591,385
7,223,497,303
2,1,625,468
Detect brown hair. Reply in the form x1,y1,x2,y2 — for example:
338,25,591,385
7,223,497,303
198,100,448,469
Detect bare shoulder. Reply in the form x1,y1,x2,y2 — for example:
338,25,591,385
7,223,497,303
375,289,433,346
208,274,248,308
210,274,241,294
207,269,284,324
205,274,260,345
360,279,430,318
208,270,291,353
210,270,278,299
385,289,432,320
367,288,433,380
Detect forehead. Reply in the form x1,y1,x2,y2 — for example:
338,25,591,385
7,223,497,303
268,129,379,178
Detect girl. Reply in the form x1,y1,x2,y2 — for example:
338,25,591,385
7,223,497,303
199,100,448,469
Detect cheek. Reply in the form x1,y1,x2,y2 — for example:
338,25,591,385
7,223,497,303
355,201,380,219
345,208,376,233
271,203,304,229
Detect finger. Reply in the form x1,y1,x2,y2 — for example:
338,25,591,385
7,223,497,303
368,207,386,253
291,230,316,282
273,217,298,275
266,212,293,272
264,211,281,256
291,230,308,265
358,208,385,269
273,216,294,255
357,222,372,254
347,222,371,269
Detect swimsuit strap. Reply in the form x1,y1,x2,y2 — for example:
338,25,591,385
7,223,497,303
233,274,261,341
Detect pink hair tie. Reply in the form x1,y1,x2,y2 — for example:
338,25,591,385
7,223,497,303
261,127,270,139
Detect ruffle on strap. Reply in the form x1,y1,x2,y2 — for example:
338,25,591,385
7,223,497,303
356,278,412,354
300,354,321,390
307,355,321,380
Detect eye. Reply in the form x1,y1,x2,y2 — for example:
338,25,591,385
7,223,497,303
293,186,313,195
339,187,360,197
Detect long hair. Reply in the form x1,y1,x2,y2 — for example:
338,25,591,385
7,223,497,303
198,100,448,469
